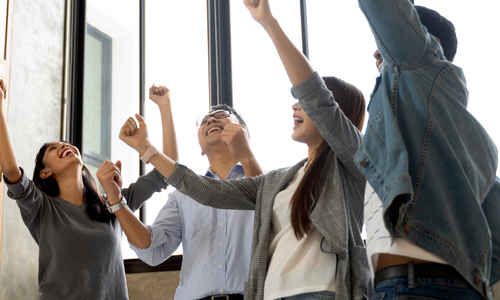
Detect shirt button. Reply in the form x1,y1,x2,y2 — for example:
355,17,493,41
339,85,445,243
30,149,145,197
219,242,223,246
404,224,411,232
476,277,481,284
219,264,223,269
220,289,224,293
220,223,224,226
360,160,367,167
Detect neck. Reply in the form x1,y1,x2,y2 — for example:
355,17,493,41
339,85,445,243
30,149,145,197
55,170,85,205
205,151,239,180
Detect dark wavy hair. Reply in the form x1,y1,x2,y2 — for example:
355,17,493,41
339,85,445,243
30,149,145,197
33,142,115,223
290,76,366,239
210,104,249,134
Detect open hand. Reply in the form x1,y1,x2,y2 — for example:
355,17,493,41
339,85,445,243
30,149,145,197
119,114,152,155
96,160,123,204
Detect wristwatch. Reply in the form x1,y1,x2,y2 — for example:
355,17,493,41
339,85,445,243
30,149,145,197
140,146,158,164
106,196,127,213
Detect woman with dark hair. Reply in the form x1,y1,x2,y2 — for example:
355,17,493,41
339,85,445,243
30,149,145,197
0,79,168,299
117,1,371,299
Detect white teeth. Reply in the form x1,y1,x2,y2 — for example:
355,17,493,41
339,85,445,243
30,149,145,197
207,127,223,135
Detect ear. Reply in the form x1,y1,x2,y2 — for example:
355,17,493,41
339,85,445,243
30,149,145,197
39,169,53,179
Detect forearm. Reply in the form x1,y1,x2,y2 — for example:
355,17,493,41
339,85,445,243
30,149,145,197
0,108,21,183
260,18,314,86
137,142,177,181
114,205,152,249
239,151,263,177
158,102,179,161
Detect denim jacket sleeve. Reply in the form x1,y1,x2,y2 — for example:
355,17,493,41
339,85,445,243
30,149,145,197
482,176,500,286
291,72,365,182
358,0,443,67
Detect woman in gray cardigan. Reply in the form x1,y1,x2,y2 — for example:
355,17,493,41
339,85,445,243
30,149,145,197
118,1,371,299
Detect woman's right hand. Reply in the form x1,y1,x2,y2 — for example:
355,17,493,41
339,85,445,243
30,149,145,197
244,0,274,26
119,114,153,156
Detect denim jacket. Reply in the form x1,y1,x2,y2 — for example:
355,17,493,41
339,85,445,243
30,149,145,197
356,0,499,298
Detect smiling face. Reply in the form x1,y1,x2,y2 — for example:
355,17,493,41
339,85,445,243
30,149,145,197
40,142,83,179
197,111,239,154
291,102,323,149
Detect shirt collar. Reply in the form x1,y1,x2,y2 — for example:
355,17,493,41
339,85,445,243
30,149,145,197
205,163,245,180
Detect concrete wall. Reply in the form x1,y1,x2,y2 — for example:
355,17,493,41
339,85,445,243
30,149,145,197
0,0,65,298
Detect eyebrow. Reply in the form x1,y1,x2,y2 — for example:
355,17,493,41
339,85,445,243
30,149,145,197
46,142,58,151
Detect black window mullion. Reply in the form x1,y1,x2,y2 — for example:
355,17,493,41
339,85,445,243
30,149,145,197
300,0,309,59
207,0,232,107
139,0,147,223
69,0,86,150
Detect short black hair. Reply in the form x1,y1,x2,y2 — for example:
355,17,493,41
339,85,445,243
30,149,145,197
415,5,458,62
209,104,248,132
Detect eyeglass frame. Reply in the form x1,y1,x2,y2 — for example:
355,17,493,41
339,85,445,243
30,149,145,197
196,110,234,127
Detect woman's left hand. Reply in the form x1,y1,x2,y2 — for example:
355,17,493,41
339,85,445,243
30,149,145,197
96,160,123,205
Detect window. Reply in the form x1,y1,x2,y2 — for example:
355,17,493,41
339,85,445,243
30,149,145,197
83,24,112,180
83,0,141,259
69,0,500,273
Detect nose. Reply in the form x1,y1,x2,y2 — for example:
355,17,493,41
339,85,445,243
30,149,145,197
292,102,301,111
206,117,218,126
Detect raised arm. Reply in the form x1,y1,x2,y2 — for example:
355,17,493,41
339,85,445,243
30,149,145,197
119,114,260,210
244,0,364,180
96,160,152,248
149,84,179,161
244,0,313,86
0,79,22,183
358,0,442,67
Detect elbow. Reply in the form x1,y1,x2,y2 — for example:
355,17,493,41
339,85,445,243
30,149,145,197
2,165,21,183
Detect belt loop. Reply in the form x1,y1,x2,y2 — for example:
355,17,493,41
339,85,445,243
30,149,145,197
408,262,415,289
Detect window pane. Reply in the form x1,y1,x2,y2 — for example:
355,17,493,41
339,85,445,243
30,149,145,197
85,0,140,259
231,1,308,171
143,1,210,256
307,1,376,134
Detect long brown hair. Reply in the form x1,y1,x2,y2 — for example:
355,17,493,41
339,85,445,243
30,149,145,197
290,76,366,239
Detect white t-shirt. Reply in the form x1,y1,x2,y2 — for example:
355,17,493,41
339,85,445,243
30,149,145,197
364,182,448,276
264,164,337,300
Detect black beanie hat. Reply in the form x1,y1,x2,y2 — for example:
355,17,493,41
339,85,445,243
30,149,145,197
414,5,458,62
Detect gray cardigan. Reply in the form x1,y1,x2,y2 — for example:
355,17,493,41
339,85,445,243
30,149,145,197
166,72,372,300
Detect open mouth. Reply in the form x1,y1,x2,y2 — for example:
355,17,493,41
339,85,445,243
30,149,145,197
206,126,223,136
294,117,304,127
60,148,76,158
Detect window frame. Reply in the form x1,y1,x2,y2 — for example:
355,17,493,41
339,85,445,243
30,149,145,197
66,0,310,274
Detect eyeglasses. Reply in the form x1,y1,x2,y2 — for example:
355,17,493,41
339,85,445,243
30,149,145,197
196,110,232,127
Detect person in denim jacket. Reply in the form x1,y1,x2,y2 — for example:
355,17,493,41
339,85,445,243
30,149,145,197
356,0,499,299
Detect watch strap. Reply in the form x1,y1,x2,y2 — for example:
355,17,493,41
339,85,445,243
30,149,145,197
106,197,127,214
140,146,158,164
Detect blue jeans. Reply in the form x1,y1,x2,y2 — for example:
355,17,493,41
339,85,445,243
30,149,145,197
371,277,483,300
275,291,335,300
